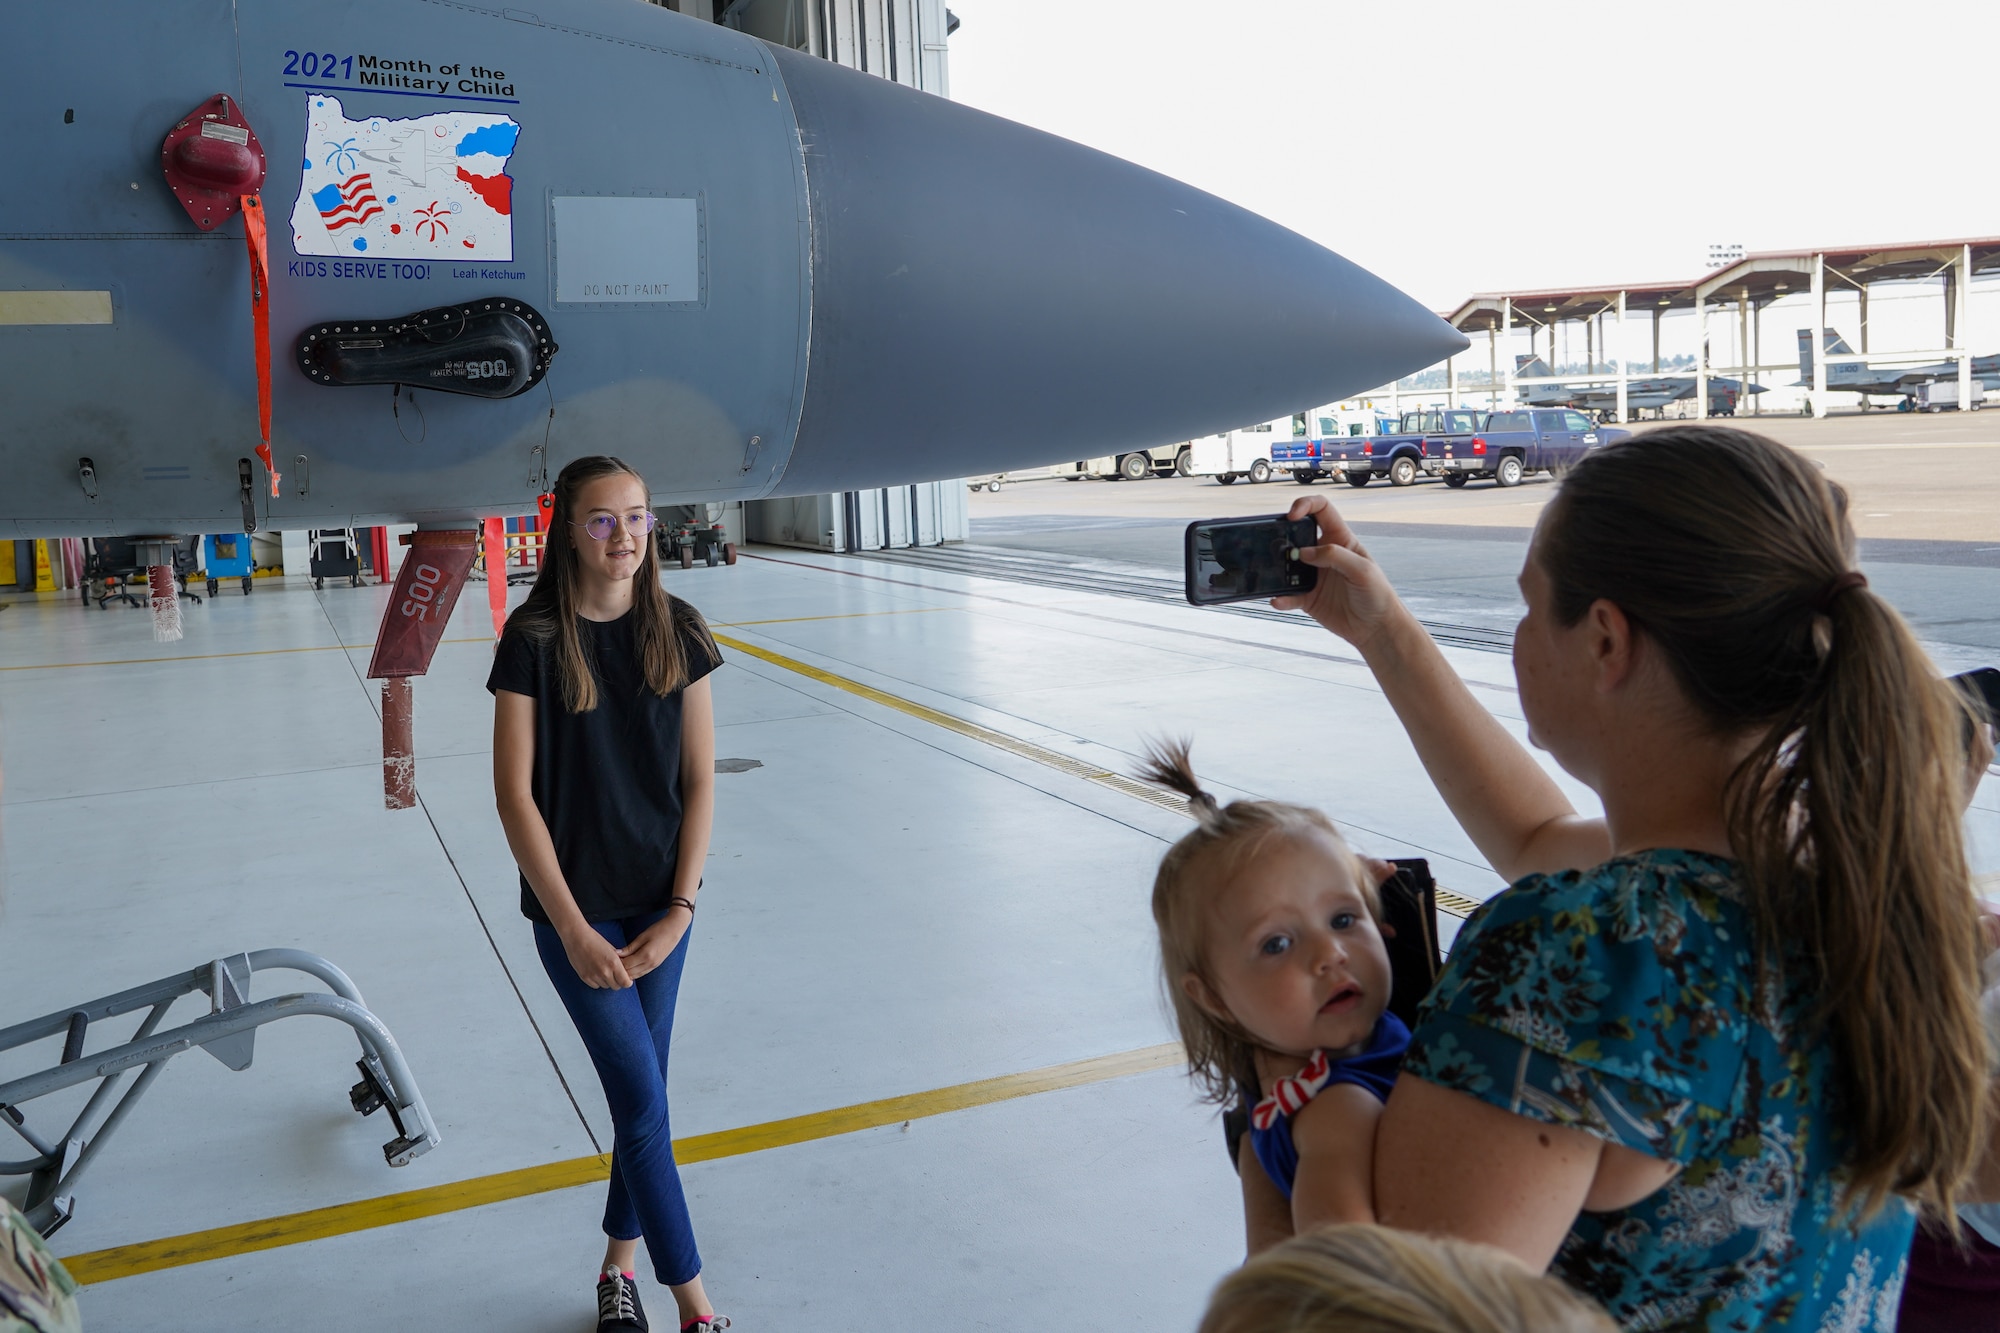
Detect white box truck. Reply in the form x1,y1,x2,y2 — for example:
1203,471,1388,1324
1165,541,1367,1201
1187,419,1282,483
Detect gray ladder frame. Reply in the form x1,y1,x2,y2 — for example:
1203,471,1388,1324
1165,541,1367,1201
0,949,441,1237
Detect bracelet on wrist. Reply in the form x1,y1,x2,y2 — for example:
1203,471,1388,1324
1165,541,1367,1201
668,895,697,915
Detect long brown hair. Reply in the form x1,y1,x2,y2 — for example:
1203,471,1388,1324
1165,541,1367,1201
503,456,717,713
1536,424,1987,1219
1200,1224,1617,1333
1138,739,1377,1103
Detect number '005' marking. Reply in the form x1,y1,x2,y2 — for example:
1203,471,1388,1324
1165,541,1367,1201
400,562,444,621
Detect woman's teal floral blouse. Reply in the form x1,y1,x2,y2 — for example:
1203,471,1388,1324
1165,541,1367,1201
1404,849,1914,1331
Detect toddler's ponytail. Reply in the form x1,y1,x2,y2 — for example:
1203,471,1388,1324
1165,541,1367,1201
1138,737,1220,821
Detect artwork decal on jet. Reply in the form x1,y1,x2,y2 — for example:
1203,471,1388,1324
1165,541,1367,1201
289,96,518,260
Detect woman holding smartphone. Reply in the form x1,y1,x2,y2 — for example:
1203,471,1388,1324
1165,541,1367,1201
1271,424,1996,1330
490,456,727,1333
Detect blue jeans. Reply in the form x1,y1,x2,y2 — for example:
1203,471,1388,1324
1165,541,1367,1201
533,910,701,1286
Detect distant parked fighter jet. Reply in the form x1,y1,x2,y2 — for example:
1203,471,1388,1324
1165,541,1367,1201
1794,330,2000,406
1510,356,1762,418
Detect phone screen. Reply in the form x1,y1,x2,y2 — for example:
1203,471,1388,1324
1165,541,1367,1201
1952,667,2000,726
1184,515,1319,606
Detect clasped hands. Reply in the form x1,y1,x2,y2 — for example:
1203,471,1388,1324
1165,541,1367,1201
560,906,691,989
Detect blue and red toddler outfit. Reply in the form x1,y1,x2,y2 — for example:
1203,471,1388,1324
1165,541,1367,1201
1247,1012,1410,1198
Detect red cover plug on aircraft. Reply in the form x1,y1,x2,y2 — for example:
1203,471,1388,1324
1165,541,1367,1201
160,94,267,231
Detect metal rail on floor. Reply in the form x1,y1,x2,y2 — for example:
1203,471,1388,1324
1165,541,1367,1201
0,949,441,1238
851,544,1517,652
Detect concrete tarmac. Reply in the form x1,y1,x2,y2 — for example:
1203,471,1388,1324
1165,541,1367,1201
971,411,2000,670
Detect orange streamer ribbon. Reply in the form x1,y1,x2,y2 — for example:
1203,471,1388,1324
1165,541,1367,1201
241,193,278,497
484,517,509,639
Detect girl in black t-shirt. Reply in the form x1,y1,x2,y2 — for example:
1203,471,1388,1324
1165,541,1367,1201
489,456,727,1333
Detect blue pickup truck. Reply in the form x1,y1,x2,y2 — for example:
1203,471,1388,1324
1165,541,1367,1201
1275,408,1482,487
1422,408,1629,488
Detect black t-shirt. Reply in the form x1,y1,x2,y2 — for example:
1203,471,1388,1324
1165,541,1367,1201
486,602,721,924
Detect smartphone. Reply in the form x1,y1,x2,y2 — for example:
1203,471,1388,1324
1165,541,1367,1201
1952,667,2000,727
1183,514,1319,606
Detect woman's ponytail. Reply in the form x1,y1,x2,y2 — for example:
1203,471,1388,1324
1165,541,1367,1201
1730,580,1988,1218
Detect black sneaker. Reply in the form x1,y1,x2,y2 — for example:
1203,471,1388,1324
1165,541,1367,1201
682,1320,730,1332
596,1270,649,1333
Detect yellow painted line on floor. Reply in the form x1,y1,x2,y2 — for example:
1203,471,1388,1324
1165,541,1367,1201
62,1043,1182,1286
674,1041,1181,1165
63,1154,614,1287
712,631,1192,817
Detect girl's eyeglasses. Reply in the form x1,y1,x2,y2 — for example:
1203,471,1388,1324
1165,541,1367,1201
570,512,659,541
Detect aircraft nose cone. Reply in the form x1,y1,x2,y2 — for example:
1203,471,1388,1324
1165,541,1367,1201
768,47,1464,494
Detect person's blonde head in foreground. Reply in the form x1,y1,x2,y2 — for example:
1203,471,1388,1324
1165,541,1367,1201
1198,1224,1616,1333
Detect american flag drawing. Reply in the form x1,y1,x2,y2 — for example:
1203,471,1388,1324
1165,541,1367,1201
310,173,383,232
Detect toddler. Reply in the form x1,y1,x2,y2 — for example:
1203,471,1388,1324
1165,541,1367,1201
1141,740,1405,1251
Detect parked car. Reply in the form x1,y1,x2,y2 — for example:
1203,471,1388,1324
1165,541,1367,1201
1422,408,1628,487
1300,408,1484,487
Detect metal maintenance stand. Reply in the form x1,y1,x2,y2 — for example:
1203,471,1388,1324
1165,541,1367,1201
0,949,441,1237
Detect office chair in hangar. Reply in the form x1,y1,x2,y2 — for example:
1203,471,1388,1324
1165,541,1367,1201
85,536,203,610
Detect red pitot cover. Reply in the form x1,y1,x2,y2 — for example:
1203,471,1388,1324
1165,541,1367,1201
366,531,479,679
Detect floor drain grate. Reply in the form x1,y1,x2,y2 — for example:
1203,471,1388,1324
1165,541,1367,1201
1434,889,1483,920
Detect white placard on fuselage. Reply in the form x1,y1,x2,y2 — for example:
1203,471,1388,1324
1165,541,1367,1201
551,195,701,304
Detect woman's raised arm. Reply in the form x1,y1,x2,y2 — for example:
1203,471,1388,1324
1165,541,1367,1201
1272,494,1610,882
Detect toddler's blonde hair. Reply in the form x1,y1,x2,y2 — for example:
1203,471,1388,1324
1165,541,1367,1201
1139,739,1375,1104
1199,1224,1617,1333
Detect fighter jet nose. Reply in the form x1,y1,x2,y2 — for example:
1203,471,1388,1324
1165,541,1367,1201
767,46,1465,494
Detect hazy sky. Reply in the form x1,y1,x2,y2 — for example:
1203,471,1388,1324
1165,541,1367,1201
946,0,1996,324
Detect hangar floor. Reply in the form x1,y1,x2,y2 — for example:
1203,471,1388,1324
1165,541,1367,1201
3,511,1996,1329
